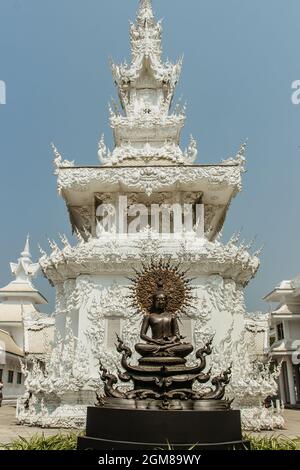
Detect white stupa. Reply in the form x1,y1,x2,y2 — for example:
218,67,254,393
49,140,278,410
17,1,283,430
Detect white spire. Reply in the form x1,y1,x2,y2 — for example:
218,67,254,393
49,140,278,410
21,234,31,259
129,0,162,62
10,235,40,285
106,1,187,166
137,0,154,22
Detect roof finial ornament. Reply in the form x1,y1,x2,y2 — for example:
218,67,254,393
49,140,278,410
109,1,184,166
236,139,248,169
10,235,40,284
51,142,75,173
137,0,154,22
21,234,31,259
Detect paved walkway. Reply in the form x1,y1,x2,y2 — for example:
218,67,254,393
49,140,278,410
0,406,299,445
0,406,76,446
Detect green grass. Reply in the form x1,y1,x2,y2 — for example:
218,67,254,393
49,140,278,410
1,433,300,450
246,434,300,451
0,432,80,450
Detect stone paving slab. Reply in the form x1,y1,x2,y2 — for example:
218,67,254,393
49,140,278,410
0,406,299,446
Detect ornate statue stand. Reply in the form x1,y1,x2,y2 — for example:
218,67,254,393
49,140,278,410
78,261,245,450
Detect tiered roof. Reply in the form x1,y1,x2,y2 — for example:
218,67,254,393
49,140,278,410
265,276,300,357
0,236,47,305
0,237,54,356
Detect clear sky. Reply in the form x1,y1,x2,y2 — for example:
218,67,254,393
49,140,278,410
0,0,299,314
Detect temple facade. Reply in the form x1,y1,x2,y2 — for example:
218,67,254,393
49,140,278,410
0,330,23,401
265,277,300,407
17,1,283,430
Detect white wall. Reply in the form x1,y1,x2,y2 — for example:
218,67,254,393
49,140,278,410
0,353,24,399
8,326,24,350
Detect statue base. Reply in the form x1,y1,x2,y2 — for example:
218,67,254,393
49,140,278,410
77,403,246,450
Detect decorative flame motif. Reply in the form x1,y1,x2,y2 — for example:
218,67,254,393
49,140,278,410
128,258,195,316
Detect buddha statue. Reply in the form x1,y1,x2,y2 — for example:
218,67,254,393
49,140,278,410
135,280,193,360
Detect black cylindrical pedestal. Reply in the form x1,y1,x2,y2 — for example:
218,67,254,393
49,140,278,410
77,406,245,450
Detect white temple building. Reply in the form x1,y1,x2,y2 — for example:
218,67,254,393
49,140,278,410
0,330,23,401
0,237,54,401
264,277,300,407
17,1,283,431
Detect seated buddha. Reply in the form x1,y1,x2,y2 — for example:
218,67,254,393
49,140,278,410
135,281,193,361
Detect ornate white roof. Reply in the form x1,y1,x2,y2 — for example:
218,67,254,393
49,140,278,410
0,236,47,305
57,162,243,196
52,0,201,168
264,279,296,303
44,1,255,287
49,1,247,245
56,158,244,241
39,233,259,287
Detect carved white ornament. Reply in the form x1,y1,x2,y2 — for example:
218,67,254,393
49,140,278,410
57,164,243,196
51,143,74,174
39,232,260,287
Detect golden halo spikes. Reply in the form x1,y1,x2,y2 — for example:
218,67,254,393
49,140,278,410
128,258,195,316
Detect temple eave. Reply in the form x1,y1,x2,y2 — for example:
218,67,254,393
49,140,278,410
42,259,258,288
40,238,259,288
111,57,182,83
57,164,243,195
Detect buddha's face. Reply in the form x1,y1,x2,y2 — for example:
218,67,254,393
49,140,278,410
153,292,167,313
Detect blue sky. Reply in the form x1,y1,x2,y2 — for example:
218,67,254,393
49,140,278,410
0,0,299,314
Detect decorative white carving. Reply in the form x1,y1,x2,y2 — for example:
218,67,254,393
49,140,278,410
57,165,243,198
184,135,198,164
17,318,95,427
192,295,214,352
17,393,92,429
39,234,260,287
97,134,112,164
20,318,92,396
222,141,247,170
71,206,92,234
240,406,284,432
133,226,162,261
51,143,74,174
210,325,284,431
98,138,194,166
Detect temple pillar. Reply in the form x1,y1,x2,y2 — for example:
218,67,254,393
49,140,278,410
286,356,296,405
278,365,286,403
